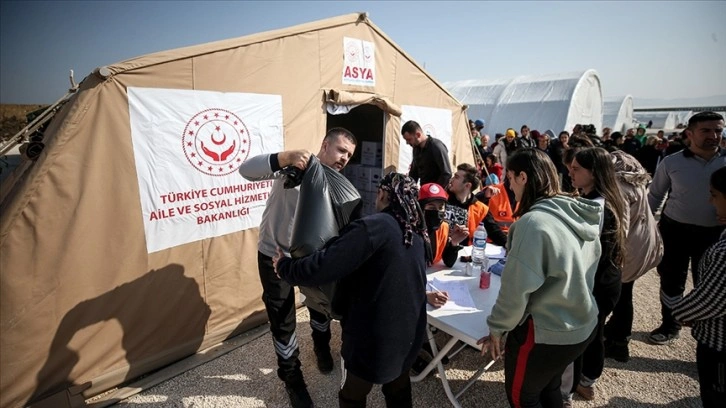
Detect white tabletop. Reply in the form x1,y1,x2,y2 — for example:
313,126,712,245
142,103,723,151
425,246,504,348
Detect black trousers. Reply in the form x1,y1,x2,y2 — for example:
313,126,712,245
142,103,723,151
257,251,331,385
656,215,724,333
339,367,412,408
505,318,595,408
604,281,635,342
697,343,726,408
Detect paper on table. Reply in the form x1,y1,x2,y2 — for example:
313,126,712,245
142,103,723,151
430,278,476,310
485,245,506,259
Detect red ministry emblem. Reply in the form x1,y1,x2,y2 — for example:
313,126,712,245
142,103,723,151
182,109,251,176
423,124,437,138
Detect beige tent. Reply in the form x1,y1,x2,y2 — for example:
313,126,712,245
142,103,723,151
0,13,473,408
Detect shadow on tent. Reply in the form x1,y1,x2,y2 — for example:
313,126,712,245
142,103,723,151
26,264,211,408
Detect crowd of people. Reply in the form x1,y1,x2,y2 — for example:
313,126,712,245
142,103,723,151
240,112,725,408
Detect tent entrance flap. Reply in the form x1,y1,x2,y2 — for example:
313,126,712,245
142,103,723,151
327,104,385,217
325,89,401,117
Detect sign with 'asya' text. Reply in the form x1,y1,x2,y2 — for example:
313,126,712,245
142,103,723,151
128,87,283,253
342,37,375,86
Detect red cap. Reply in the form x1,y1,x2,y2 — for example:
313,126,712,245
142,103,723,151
418,183,448,204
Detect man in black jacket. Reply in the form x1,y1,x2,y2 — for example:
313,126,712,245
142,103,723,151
402,120,452,188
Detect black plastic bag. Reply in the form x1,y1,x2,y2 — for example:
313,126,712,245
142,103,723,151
287,155,362,319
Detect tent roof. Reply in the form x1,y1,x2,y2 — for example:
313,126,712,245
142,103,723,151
445,69,602,134
100,12,462,104
447,70,595,105
603,95,635,132
603,95,633,115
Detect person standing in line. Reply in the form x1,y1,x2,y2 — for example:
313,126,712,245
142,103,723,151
274,173,430,408
603,150,663,363
401,120,452,188
567,147,627,401
480,133,492,156
238,128,356,408
517,124,536,149
672,166,726,408
478,148,601,408
550,131,571,190
484,154,504,181
647,111,725,345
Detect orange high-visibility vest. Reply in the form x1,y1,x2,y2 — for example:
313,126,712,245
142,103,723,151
487,183,515,232
433,222,449,264
466,201,489,246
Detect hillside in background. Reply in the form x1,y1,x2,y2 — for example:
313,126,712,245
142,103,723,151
0,104,45,141
632,94,726,109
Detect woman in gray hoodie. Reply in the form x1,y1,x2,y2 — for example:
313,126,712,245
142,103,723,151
478,148,601,408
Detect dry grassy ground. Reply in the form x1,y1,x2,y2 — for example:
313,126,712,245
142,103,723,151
116,268,701,407
0,104,44,141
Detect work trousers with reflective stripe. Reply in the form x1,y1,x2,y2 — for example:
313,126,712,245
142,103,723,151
257,251,331,385
505,317,595,408
656,215,723,333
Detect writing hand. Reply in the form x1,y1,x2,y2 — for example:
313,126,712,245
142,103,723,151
426,290,449,308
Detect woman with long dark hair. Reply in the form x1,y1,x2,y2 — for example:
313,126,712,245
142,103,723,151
478,148,600,407
568,147,626,401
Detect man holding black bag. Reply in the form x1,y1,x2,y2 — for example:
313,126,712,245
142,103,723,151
238,128,356,408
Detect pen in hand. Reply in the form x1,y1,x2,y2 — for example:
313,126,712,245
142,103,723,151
426,282,449,308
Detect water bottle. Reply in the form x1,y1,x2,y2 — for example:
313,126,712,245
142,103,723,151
471,221,488,269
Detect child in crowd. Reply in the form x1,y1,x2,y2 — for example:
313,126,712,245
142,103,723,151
672,167,726,408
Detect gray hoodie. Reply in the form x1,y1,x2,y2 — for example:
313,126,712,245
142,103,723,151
487,195,601,345
238,153,299,258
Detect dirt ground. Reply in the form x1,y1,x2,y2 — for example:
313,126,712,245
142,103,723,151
116,269,702,408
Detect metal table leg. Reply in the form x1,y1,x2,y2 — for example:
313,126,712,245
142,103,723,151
411,325,497,408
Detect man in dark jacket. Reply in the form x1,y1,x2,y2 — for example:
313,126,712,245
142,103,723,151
274,173,430,408
402,120,452,188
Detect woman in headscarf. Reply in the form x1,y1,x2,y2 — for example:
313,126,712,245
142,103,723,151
274,172,430,408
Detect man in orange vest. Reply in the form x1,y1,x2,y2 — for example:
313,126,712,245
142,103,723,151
476,174,516,233
445,163,508,248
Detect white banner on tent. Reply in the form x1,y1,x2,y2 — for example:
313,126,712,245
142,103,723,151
128,87,283,253
342,37,375,86
398,106,453,179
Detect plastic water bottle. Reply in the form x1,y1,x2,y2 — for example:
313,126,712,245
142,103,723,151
471,221,488,268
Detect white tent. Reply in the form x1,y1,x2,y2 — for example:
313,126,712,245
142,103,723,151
675,111,693,127
633,111,678,130
603,95,635,133
445,70,603,136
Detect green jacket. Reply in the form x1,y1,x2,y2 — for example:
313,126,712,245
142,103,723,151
487,195,601,345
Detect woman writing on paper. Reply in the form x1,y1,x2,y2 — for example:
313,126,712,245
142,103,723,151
478,148,600,407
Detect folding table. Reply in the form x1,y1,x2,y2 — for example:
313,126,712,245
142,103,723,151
411,246,505,408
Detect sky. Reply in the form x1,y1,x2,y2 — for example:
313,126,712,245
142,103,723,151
1,1,725,105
